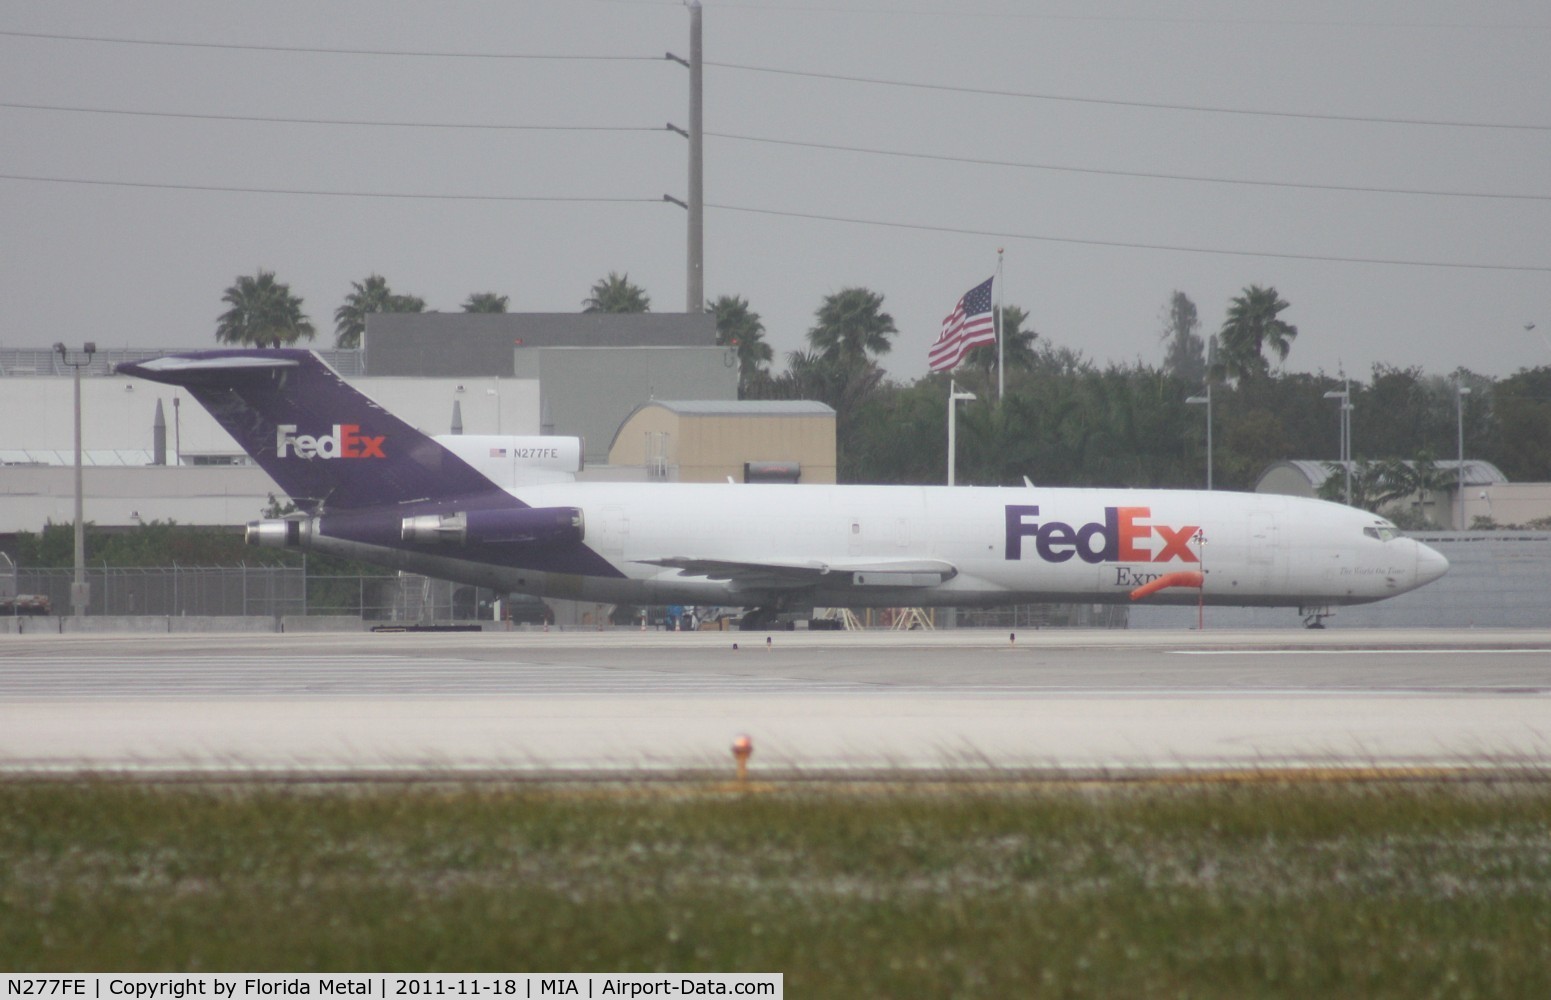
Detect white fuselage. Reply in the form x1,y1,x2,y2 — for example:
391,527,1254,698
121,349,1451,619
312,481,1449,611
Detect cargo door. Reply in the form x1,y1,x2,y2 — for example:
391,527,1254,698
1247,511,1286,592
597,506,629,562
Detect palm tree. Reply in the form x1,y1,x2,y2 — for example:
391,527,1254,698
216,270,315,347
1407,449,1455,525
709,294,773,394
1319,454,1442,515
333,275,425,349
1160,291,1206,384
1218,285,1297,380
462,292,509,314
962,303,1038,379
750,349,885,466
806,287,896,365
582,272,650,313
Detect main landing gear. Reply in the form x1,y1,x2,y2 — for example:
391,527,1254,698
1300,606,1333,629
739,606,782,631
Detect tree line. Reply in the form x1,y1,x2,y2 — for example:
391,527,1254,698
214,269,661,349
210,268,1551,520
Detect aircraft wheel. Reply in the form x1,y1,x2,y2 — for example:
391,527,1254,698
739,607,777,631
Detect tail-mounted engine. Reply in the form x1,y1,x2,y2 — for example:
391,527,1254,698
246,518,312,548
246,506,585,551
400,506,584,547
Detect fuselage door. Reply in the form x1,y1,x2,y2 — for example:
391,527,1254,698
597,505,630,561
1247,511,1286,591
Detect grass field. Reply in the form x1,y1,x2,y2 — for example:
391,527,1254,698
2,777,1549,997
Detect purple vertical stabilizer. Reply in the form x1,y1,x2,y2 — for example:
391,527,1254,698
116,350,503,510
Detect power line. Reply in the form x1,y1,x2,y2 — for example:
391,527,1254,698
11,100,1539,202
0,29,658,60
708,131,1551,202
707,61,1551,132
708,202,1551,274
5,170,1542,273
8,32,1540,134
0,101,664,133
711,4,1551,30
9,31,1542,133
0,173,661,204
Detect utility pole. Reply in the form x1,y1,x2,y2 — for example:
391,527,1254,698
666,1,704,313
687,0,703,312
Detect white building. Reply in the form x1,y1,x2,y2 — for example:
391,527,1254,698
0,353,537,535
1253,459,1531,529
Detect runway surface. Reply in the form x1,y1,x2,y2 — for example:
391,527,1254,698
3,628,1550,776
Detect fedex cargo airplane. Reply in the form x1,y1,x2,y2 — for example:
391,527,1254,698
118,350,1448,628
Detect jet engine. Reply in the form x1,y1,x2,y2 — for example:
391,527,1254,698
400,506,584,547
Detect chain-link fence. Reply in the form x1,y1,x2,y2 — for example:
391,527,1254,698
956,603,1129,629
10,566,303,618
6,563,1127,628
5,566,500,621
305,573,489,621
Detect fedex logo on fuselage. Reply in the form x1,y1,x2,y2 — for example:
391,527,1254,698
276,423,386,460
1005,504,1199,564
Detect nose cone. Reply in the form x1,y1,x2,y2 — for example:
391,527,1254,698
1415,541,1450,587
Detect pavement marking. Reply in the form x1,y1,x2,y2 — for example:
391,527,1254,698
3,654,1549,700
1172,648,1551,656
0,655,884,699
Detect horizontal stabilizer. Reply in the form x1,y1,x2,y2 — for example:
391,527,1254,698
432,435,583,488
128,355,300,374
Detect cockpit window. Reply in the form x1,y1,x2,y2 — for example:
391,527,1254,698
1363,526,1401,542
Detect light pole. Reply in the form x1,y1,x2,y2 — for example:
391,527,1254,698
487,382,502,434
1323,381,1352,504
54,341,96,617
1185,383,1213,490
1457,381,1471,530
946,381,976,486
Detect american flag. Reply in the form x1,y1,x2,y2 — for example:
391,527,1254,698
928,277,996,372
489,447,508,458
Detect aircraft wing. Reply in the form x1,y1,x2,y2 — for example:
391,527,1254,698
636,556,958,593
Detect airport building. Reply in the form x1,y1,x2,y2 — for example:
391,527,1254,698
609,400,837,484
0,314,834,544
1254,458,1551,529
4,324,1547,630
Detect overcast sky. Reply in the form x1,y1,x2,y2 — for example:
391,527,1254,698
4,1,1549,382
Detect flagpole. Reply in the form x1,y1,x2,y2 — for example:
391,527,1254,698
995,248,1005,403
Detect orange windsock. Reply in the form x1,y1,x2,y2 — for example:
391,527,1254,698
1129,570,1205,601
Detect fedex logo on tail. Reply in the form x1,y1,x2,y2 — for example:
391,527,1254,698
276,423,386,460
1005,505,1199,564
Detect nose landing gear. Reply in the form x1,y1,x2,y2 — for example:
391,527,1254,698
1300,605,1333,629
